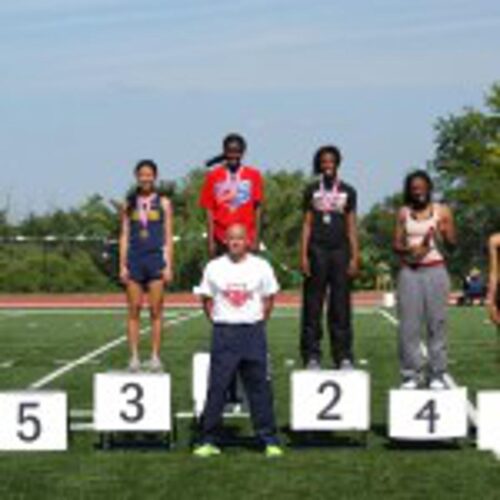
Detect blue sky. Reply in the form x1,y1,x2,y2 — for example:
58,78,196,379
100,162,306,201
1,0,499,217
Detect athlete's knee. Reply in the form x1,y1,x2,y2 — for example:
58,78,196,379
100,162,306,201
149,306,163,321
128,303,142,319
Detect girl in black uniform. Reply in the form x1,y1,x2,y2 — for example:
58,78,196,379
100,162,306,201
300,145,360,370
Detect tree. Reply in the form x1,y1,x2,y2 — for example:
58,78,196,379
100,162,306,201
432,83,500,276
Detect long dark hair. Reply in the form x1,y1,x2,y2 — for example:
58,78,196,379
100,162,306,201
403,169,433,206
205,133,247,168
126,159,159,214
313,145,342,175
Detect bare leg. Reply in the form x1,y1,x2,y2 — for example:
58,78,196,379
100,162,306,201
148,280,165,358
126,280,144,360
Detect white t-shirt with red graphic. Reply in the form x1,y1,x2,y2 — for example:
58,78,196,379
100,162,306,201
195,254,280,324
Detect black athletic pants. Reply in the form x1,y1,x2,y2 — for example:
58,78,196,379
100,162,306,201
301,244,353,367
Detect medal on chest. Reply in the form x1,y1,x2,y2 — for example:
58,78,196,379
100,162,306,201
227,170,241,212
137,194,154,239
319,176,341,224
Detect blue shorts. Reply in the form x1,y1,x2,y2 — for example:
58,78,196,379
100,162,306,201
127,252,165,286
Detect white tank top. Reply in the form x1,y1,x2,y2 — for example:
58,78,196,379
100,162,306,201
403,203,444,266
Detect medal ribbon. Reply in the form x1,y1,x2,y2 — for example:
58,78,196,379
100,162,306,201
225,167,244,206
137,194,155,232
319,175,340,212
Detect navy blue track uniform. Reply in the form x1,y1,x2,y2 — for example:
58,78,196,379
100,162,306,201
201,322,279,446
127,194,166,286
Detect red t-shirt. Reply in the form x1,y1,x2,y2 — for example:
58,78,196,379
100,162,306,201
199,165,263,245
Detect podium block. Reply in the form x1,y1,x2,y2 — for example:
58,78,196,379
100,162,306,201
477,391,500,451
192,352,248,418
389,388,468,440
94,372,171,432
291,370,370,431
0,391,67,451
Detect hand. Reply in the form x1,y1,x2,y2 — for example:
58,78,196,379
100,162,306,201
409,244,430,261
347,257,360,278
119,265,129,284
162,267,173,285
301,256,311,277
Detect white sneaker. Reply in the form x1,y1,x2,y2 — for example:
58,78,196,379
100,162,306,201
149,356,164,373
429,377,448,390
306,359,321,370
340,359,354,371
400,378,419,390
128,356,141,373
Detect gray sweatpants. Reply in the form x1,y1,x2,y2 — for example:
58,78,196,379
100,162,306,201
396,265,450,379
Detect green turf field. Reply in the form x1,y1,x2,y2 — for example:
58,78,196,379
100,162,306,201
1,306,500,499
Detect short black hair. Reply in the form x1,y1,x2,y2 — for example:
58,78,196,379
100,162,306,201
134,159,158,177
403,169,433,205
313,145,342,175
223,133,247,153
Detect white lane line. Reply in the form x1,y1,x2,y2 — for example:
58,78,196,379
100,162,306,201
0,309,181,318
53,359,101,366
377,308,478,426
272,307,377,319
28,311,202,389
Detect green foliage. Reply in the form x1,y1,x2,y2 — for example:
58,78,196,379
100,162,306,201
356,193,403,290
431,82,500,276
1,82,499,291
0,243,113,293
261,170,307,288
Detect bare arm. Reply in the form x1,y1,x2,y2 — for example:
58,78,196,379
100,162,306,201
437,204,457,251
488,234,500,325
393,208,409,256
162,197,174,283
253,204,262,252
263,295,275,322
206,210,216,257
346,210,360,277
202,296,213,322
119,204,130,283
300,211,313,276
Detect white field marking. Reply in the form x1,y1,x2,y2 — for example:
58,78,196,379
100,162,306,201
0,309,181,318
271,307,376,319
54,359,101,366
0,360,14,369
28,311,202,390
377,308,478,427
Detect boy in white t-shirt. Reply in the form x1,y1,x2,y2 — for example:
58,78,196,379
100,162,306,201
193,224,283,458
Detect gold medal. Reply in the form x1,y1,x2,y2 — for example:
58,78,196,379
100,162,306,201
140,228,149,239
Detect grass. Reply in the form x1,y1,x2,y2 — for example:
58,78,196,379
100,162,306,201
0,306,500,499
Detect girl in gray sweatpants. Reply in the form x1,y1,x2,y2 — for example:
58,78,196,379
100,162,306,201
397,266,450,381
393,170,456,389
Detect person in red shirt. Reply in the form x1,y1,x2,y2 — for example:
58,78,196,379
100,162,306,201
200,134,263,257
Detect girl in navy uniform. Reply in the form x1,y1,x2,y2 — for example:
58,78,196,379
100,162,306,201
119,160,173,372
